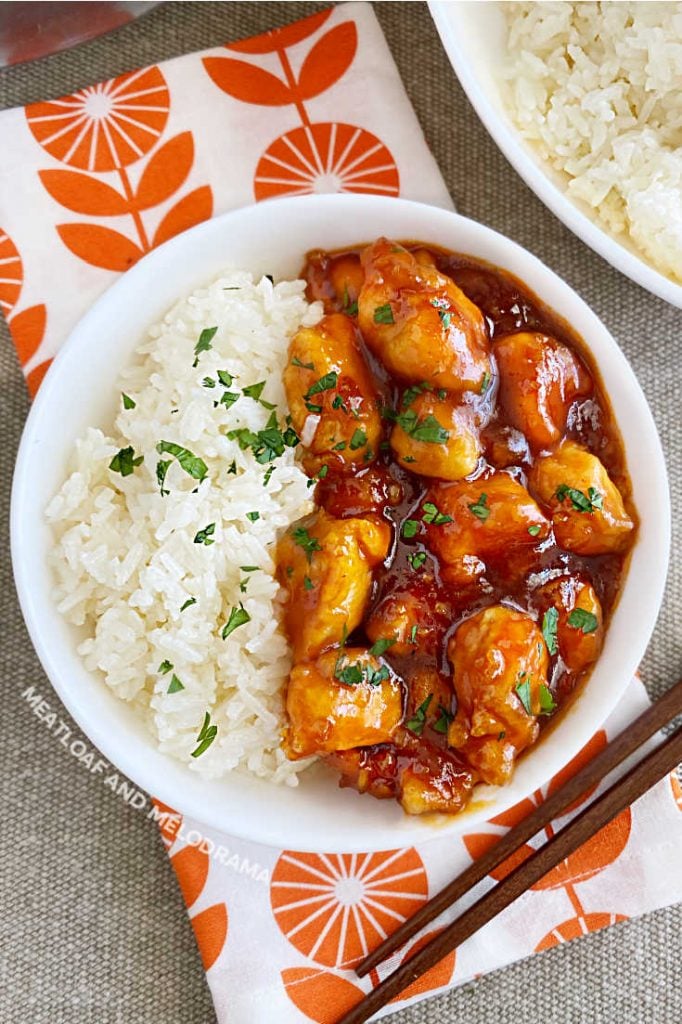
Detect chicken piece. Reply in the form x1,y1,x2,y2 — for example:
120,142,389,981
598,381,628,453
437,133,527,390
357,238,491,392
285,648,403,758
326,745,399,800
284,313,381,471
390,389,481,480
495,331,592,450
366,579,452,657
447,605,551,786
399,742,476,815
529,440,635,555
316,464,403,518
482,423,531,469
423,472,551,587
534,576,603,675
277,510,391,660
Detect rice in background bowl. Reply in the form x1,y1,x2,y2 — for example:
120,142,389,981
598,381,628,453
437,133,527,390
46,271,322,783
504,1,682,284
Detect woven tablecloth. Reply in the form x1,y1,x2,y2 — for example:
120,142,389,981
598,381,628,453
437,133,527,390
1,4,680,1023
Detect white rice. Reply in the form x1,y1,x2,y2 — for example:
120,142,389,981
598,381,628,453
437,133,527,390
46,271,322,783
504,2,682,282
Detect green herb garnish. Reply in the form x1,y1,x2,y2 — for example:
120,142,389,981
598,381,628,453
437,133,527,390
194,523,216,546
109,446,143,477
515,673,533,715
342,286,358,317
221,603,251,640
567,608,599,634
193,326,218,367
409,624,418,644
480,371,491,395
305,372,338,400
246,511,260,522
191,711,218,758
468,493,490,521
350,428,367,450
122,393,136,409
292,526,322,562
156,441,208,482
406,694,433,736
227,411,299,465
528,524,541,537
242,381,275,409
421,501,453,526
555,484,603,514
539,683,556,715
402,519,419,539
158,660,173,675
396,409,449,444
408,551,427,570
368,637,397,658
433,704,454,734
303,575,314,591
292,356,315,370
373,303,394,324
167,674,184,694
542,606,559,656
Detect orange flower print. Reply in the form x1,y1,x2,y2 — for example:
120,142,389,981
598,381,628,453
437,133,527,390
254,123,399,201
0,229,22,317
271,849,428,968
671,772,682,812
535,911,627,951
25,67,170,172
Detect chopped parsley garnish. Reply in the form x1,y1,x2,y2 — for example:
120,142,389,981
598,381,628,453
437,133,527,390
403,455,416,463
221,603,251,640
468,493,490,521
292,526,322,562
368,637,397,658
317,464,329,480
408,550,427,570
158,660,173,675
240,566,259,573
433,703,454,734
555,484,603,513
292,356,315,370
437,309,452,330
242,381,275,409
191,711,218,758
217,370,234,387
332,441,346,451
539,683,557,715
227,459,237,475
203,377,216,389
167,674,184,694
109,446,143,478
193,326,218,366
350,428,367,450
342,285,358,317
122,392,136,409
567,608,599,634
542,606,559,655
334,654,389,688
480,371,491,395
263,465,275,487
373,303,394,324
180,597,197,612
194,522,216,546
396,409,449,444
406,694,433,736
528,524,541,537
305,371,338,400
409,624,419,644
156,441,208,482
227,411,299,465
220,390,240,409
515,673,533,715
246,511,260,522
402,519,419,539
303,575,314,591
422,501,453,526
401,384,424,409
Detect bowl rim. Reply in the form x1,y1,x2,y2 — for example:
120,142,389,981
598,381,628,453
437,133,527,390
428,0,682,310
10,193,671,851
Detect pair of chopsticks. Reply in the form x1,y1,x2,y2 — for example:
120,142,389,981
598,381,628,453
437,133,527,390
337,678,682,1024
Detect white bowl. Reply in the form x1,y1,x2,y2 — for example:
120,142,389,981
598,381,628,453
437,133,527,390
429,1,682,310
11,194,670,851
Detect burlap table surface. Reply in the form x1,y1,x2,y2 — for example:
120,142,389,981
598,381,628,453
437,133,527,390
0,3,679,1022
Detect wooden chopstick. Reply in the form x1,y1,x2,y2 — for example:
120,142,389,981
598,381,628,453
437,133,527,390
338,702,682,1024
356,677,682,978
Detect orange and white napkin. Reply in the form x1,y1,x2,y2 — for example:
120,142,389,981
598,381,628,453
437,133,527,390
1,5,680,1022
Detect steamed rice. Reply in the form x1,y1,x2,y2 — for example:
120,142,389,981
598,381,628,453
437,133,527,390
504,2,682,282
46,271,322,783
